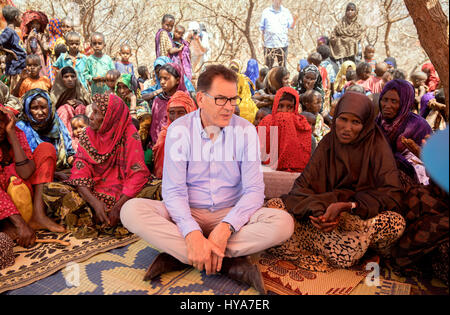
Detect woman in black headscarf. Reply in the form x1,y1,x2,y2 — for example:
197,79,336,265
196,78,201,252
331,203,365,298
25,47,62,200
268,91,406,269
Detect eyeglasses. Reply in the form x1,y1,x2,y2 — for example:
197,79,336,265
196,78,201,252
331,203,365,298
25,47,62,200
203,92,242,107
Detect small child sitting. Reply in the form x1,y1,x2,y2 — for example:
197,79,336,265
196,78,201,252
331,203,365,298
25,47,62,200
301,89,330,143
364,62,387,94
300,111,318,153
253,107,270,127
137,65,150,90
14,54,52,97
83,32,115,95
355,62,373,93
411,71,428,114
364,45,377,73
0,5,27,89
70,114,89,152
257,87,312,173
255,67,269,91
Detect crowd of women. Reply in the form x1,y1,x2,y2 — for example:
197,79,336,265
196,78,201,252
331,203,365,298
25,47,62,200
0,1,448,290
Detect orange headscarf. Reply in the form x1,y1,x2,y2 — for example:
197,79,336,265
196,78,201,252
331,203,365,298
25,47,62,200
152,91,197,178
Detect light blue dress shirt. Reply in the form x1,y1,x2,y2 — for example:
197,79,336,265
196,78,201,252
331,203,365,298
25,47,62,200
260,5,294,48
162,109,265,238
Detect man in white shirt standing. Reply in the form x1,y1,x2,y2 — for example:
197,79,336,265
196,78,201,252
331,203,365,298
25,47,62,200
260,0,298,69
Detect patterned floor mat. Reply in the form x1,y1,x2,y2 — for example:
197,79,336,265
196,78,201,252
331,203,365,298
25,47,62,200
0,231,139,293
3,239,448,295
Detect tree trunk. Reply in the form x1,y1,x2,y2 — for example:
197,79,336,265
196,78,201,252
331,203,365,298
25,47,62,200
403,0,449,118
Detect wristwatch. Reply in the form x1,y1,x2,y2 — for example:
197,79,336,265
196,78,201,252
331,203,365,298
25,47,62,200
224,222,235,234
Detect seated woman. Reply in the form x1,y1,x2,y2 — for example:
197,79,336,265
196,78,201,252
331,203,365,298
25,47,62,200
252,66,290,111
116,73,152,148
376,79,432,188
50,66,92,136
1,105,63,250
16,88,75,171
153,90,196,178
257,86,311,173
150,62,188,146
268,91,406,268
42,94,151,239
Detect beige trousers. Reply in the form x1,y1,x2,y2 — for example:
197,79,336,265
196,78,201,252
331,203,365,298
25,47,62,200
120,198,294,265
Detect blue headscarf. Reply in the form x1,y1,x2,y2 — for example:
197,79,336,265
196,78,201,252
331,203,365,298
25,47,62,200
142,56,195,95
244,59,259,85
16,89,74,166
299,59,309,71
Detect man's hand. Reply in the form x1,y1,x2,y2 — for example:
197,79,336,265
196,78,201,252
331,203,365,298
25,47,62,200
208,222,232,273
185,230,224,275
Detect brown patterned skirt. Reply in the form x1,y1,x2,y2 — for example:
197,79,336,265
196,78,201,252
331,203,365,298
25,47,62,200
42,179,162,239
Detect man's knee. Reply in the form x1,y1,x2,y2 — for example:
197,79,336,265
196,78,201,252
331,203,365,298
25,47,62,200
264,208,294,244
120,198,144,230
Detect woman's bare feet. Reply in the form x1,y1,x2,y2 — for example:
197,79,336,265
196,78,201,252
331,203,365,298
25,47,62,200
28,215,65,233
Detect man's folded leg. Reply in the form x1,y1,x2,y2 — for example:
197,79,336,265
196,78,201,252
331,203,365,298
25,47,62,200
120,198,191,280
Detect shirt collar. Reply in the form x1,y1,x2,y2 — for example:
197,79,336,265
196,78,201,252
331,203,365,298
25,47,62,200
270,5,283,13
195,109,226,140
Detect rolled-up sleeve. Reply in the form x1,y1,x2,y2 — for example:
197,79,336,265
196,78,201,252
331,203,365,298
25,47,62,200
162,124,202,238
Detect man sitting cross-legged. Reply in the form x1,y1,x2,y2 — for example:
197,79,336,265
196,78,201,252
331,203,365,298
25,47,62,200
120,64,294,294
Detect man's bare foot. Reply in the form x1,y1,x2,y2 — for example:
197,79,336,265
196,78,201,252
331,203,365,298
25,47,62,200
28,216,66,233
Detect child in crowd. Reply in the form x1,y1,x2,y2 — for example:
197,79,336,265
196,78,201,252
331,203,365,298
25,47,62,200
83,32,115,95
253,107,270,127
105,69,121,92
53,32,88,89
308,52,328,91
0,5,27,90
364,45,377,73
257,86,311,173
53,44,67,60
13,54,52,97
171,25,192,80
300,111,318,153
115,44,135,76
392,69,407,80
364,62,387,94
355,62,372,92
411,71,429,114
334,61,356,93
255,67,269,91
301,89,330,142
49,17,74,56
137,65,150,90
70,114,89,152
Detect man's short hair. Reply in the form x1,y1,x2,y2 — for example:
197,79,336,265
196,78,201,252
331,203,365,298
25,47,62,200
197,64,238,92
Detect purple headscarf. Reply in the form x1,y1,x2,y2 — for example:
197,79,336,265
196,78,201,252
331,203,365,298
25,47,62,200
376,79,432,154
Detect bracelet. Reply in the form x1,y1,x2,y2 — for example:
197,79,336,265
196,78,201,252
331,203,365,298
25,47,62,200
15,158,30,166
